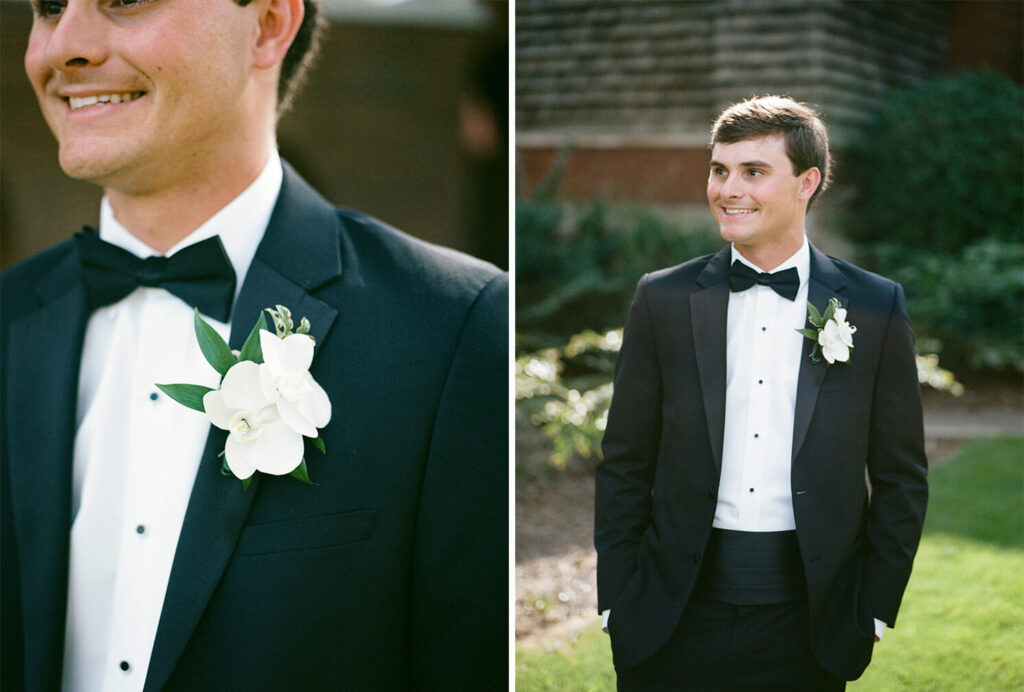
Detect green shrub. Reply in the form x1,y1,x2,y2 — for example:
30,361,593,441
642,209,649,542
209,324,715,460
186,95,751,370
844,71,1022,252
516,330,621,469
867,239,1024,371
516,200,723,343
843,71,1024,372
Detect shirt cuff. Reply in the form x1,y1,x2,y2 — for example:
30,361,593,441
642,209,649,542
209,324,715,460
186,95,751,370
601,609,611,633
874,617,887,641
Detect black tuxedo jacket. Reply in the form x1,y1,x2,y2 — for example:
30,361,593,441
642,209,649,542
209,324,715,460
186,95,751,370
1,163,508,691
595,244,928,680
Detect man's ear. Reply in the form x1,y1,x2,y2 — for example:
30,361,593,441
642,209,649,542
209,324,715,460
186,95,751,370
797,167,821,202
252,0,304,70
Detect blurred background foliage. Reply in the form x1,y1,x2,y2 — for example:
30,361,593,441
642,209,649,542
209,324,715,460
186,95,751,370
843,70,1024,372
516,158,723,349
516,330,620,470
517,70,1014,470
515,172,722,471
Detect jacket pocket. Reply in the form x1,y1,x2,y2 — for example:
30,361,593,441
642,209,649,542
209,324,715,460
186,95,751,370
236,508,376,556
820,372,873,394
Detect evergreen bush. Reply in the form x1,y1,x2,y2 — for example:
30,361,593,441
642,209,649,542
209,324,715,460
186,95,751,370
845,70,1022,251
843,71,1024,371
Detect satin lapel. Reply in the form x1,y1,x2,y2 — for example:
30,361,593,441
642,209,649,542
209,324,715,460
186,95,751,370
144,163,341,692
791,246,847,464
6,250,89,690
690,248,731,473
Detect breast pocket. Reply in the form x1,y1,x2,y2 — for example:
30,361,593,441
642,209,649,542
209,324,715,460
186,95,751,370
235,508,376,557
819,372,873,395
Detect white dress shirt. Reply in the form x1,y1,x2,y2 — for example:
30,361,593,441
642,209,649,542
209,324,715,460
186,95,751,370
62,150,283,692
713,240,809,532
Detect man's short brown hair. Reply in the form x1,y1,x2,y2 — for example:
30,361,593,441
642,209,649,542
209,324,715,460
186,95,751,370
235,0,326,113
711,95,832,209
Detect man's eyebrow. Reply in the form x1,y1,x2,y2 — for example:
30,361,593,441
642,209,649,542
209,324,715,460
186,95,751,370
709,159,774,169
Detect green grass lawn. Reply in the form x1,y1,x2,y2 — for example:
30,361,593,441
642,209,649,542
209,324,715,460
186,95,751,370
516,436,1024,691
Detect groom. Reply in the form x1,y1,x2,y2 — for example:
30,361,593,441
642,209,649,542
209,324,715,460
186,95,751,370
595,96,927,689
1,1,506,690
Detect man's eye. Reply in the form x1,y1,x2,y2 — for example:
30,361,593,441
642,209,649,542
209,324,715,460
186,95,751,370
32,0,66,17
747,169,764,177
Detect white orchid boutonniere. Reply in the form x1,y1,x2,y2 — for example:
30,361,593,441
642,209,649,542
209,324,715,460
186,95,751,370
157,305,331,489
797,297,857,364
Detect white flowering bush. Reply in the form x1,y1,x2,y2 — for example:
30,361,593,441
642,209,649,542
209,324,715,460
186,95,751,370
516,330,621,468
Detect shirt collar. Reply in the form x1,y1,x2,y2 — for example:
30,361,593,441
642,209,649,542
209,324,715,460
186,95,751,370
730,236,810,289
98,149,283,300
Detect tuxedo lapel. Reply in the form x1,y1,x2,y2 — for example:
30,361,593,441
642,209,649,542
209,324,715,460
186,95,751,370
791,245,847,463
5,249,89,690
690,247,731,474
144,163,342,692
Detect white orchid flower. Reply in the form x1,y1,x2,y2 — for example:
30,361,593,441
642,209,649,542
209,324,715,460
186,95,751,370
818,321,849,364
258,331,332,437
203,360,305,479
818,310,857,364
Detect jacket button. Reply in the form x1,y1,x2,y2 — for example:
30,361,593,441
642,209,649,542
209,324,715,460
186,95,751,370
693,551,701,564
708,486,717,499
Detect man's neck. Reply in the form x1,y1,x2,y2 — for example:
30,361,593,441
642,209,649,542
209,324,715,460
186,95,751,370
733,233,806,272
104,146,272,255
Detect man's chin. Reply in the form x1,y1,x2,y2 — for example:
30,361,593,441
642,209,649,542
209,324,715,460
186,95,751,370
58,151,128,187
717,227,747,245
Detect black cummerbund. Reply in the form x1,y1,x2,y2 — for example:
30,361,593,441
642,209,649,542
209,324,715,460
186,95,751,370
693,529,805,605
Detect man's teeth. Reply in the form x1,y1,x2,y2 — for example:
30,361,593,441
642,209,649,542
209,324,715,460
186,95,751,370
724,208,756,215
68,92,144,111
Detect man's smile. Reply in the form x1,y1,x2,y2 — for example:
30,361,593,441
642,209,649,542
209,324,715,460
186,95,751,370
67,91,145,111
723,208,757,216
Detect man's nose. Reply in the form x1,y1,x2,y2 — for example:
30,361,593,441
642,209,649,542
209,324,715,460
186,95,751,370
719,172,742,198
44,2,109,72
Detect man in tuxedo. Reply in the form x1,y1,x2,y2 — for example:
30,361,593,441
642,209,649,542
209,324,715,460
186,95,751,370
1,1,507,690
595,96,928,689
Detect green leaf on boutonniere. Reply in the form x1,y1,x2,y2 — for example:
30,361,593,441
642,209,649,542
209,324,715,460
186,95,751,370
155,383,213,413
796,328,820,341
193,308,237,376
312,435,326,454
289,458,317,486
238,312,267,363
806,300,824,328
821,297,837,323
242,476,253,491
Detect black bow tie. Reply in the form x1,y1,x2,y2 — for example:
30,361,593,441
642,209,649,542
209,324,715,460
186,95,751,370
75,227,236,322
728,260,800,301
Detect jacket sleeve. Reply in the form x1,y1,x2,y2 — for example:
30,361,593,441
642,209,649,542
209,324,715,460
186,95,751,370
407,273,508,690
861,283,929,627
595,274,663,612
